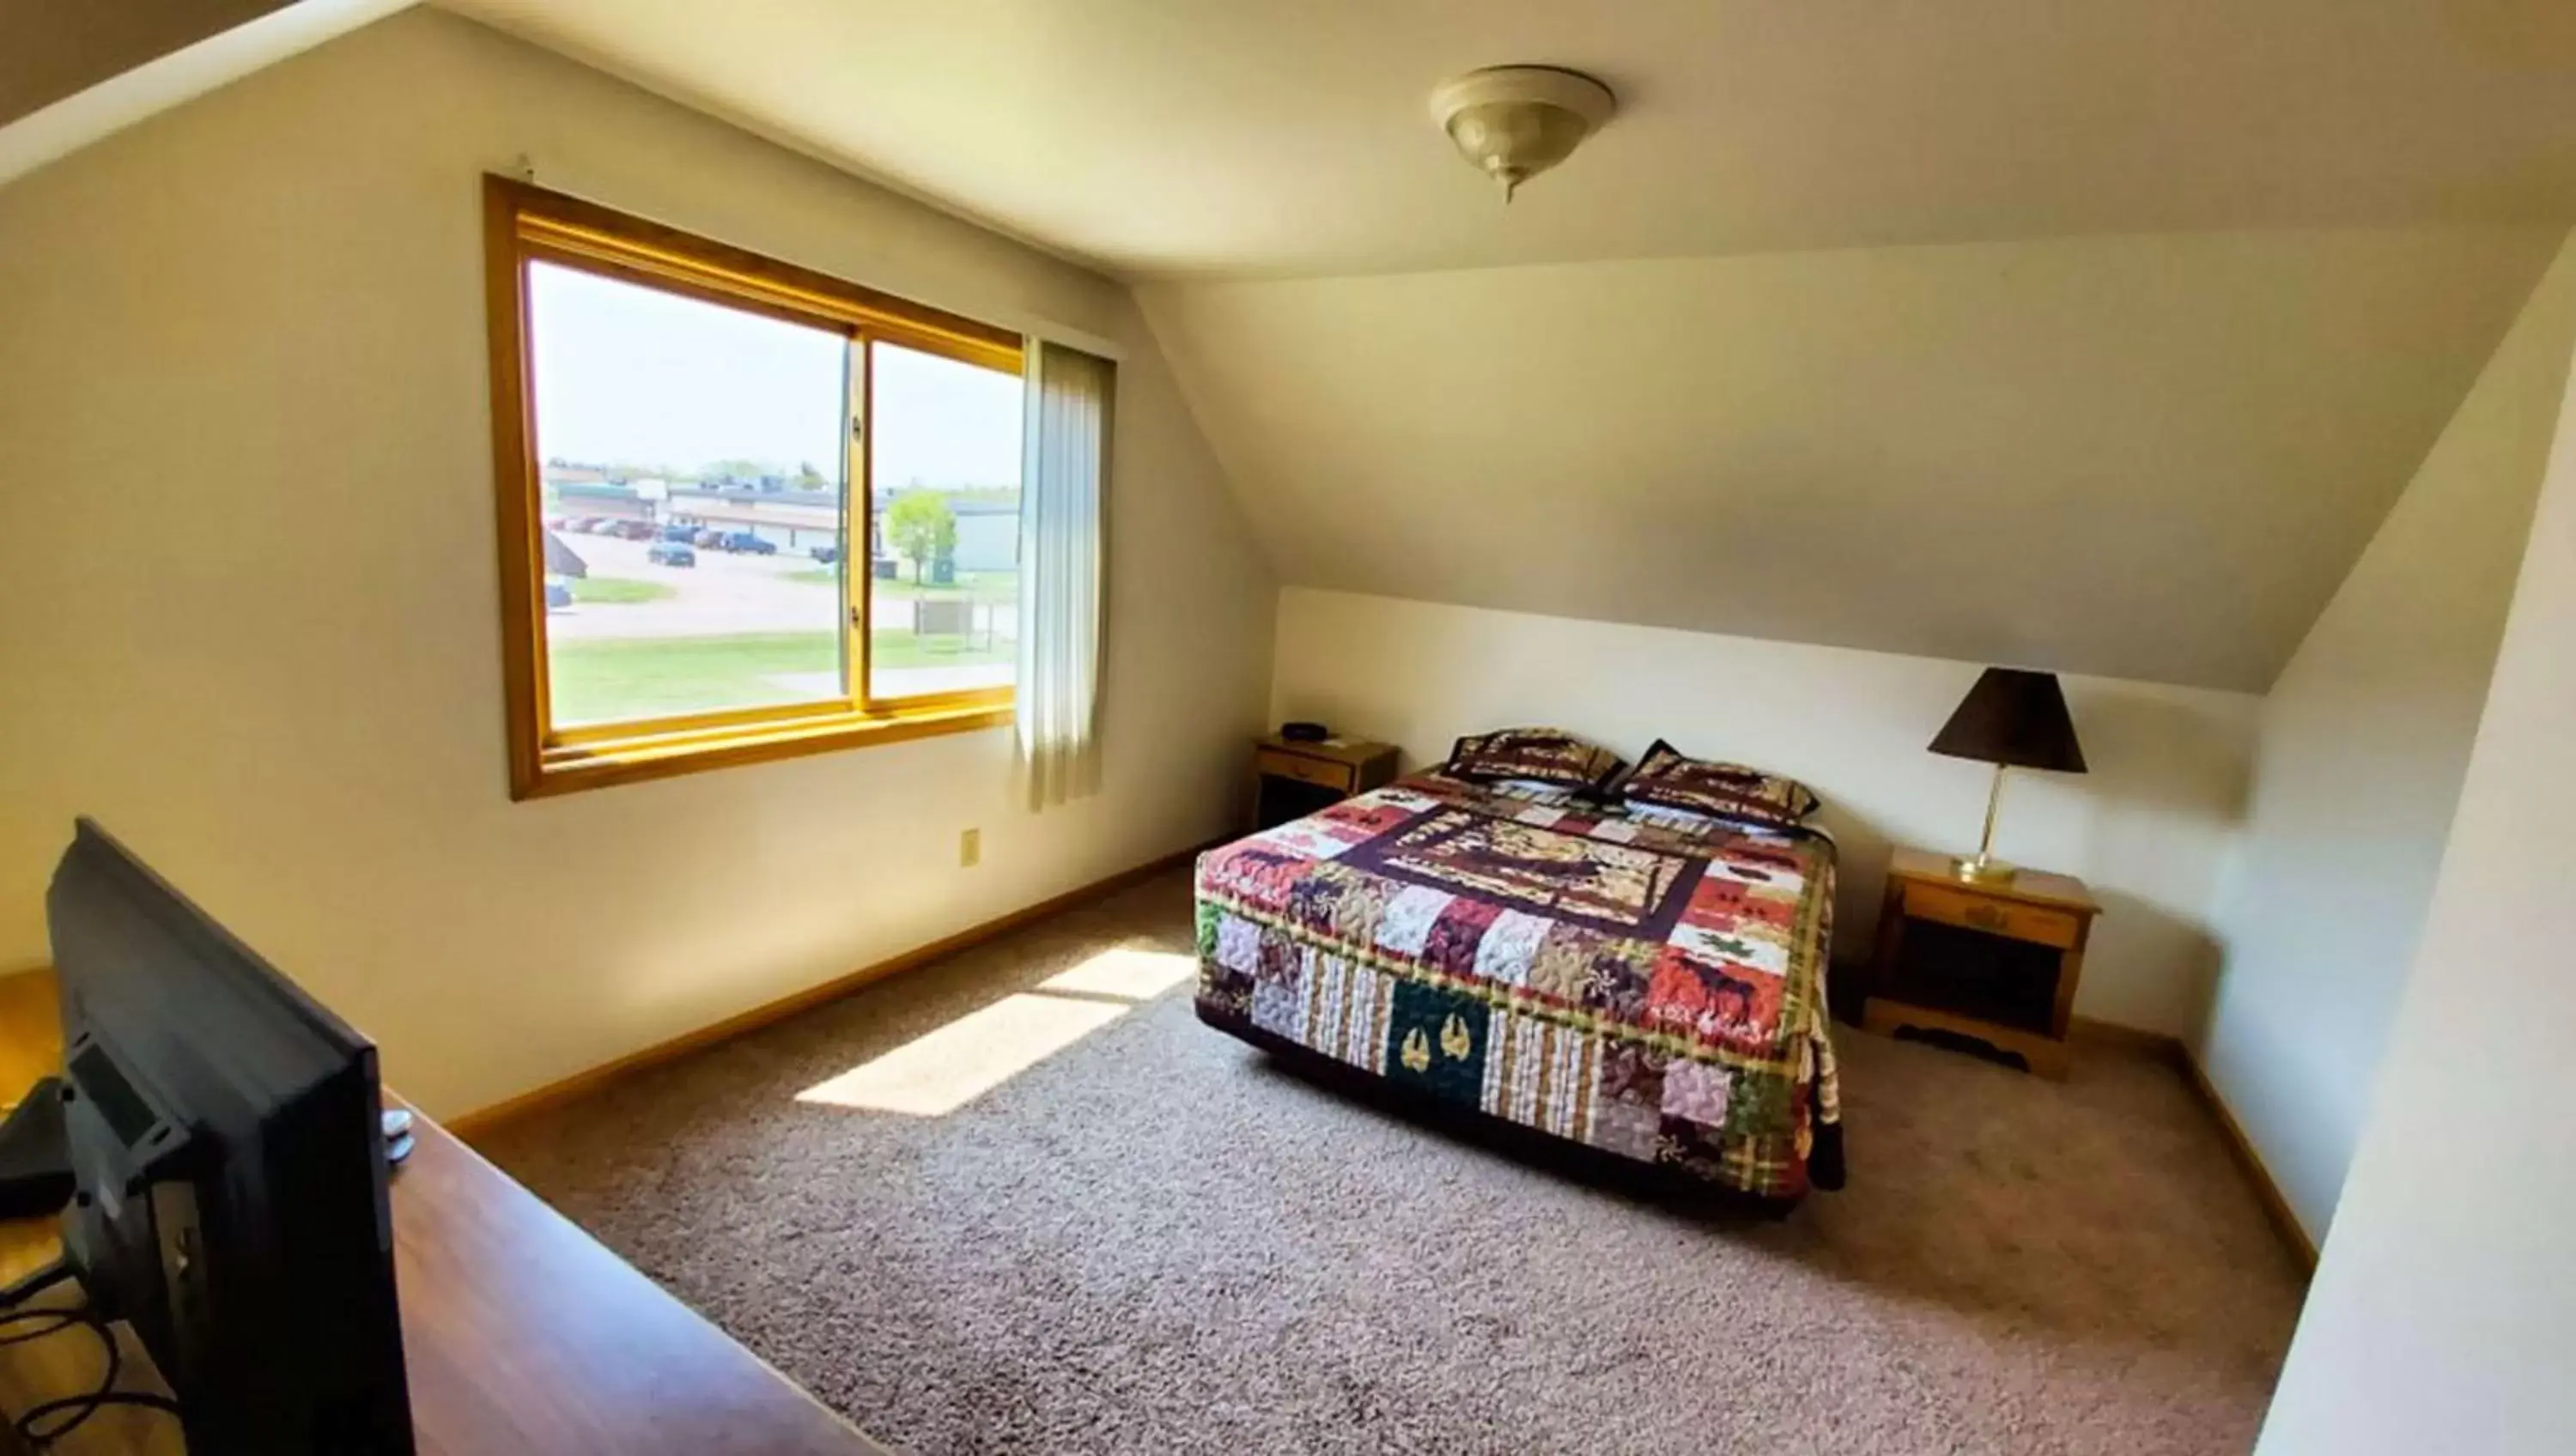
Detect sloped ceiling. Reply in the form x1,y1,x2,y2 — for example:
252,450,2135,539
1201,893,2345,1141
440,0,2576,277
0,0,409,186
2,0,287,128
413,5,2576,684
1139,230,2565,690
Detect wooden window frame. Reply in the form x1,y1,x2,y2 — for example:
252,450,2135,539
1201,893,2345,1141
483,176,1023,799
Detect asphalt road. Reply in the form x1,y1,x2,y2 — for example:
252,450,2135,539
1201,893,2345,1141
547,534,1022,640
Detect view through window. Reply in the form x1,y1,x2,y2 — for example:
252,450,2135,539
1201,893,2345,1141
867,339,1023,701
523,266,1023,731
529,262,852,729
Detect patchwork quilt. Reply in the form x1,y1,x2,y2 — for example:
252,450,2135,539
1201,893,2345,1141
1195,773,1844,1203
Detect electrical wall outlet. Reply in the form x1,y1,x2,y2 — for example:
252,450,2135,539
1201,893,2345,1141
959,828,981,868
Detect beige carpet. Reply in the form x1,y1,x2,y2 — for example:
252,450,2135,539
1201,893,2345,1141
479,871,2305,1455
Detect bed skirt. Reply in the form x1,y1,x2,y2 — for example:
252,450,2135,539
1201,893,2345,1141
1197,1000,1835,1219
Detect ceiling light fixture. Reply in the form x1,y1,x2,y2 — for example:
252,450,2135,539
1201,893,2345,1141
1430,65,1617,203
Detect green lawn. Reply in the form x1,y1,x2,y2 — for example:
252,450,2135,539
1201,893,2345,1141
549,631,838,725
548,629,1012,726
568,576,676,605
870,632,1014,671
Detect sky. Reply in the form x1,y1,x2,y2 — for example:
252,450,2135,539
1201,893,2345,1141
527,261,1023,489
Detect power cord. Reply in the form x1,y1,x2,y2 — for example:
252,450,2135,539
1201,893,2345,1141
0,1309,82,1350
0,1265,70,1313
0,1283,182,1448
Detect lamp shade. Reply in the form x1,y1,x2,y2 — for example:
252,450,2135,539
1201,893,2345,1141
1929,668,2087,774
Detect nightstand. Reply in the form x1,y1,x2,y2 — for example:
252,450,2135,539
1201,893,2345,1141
1251,734,1400,831
1862,846,2100,1078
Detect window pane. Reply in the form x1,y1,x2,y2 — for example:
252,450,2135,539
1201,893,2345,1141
527,263,851,729
866,340,1022,701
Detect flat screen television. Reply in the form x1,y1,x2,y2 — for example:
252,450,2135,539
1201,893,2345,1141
43,819,414,1453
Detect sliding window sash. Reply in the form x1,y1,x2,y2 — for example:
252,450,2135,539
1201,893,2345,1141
483,175,1019,798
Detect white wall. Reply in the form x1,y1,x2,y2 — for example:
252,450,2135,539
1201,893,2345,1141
1271,589,2258,1037
2202,236,2576,1241
0,9,1276,1116
2252,254,2576,1456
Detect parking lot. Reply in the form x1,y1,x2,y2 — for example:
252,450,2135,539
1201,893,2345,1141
542,531,1016,724
549,535,1018,640
549,534,841,640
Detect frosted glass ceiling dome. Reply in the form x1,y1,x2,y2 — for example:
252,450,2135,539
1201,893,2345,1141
1430,65,1618,202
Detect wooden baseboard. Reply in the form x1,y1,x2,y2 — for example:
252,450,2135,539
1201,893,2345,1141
2180,1052,2319,1274
2070,1016,2318,1275
2065,1015,2177,1057
445,841,1215,1144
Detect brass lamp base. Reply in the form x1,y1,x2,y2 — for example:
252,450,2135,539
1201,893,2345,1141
1953,761,2020,884
1951,855,2019,886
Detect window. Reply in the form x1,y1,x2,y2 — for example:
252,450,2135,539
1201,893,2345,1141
866,340,1023,701
483,177,1025,798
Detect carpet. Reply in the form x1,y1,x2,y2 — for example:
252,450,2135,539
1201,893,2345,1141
478,870,2304,1455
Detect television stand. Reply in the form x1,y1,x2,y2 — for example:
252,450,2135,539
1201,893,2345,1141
0,971,893,1454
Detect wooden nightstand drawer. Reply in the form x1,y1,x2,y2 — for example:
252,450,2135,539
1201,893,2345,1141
1868,846,2101,1078
1249,735,1399,833
1255,749,1355,793
1903,880,2081,949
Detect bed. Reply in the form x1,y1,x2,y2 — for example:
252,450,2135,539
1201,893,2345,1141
1194,768,1844,1210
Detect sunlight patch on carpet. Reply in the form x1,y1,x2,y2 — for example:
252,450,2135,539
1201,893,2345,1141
1037,947,1196,1001
796,993,1129,1114
796,947,1193,1115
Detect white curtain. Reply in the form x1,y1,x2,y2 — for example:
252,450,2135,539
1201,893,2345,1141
1015,342,1111,810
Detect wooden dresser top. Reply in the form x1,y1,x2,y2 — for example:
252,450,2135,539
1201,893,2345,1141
0,970,888,1455
1886,846,2100,916
1257,733,1398,768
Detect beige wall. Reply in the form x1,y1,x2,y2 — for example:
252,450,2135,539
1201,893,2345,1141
0,9,1275,1116
2202,234,2576,1240
2252,243,2576,1456
1271,589,2258,1037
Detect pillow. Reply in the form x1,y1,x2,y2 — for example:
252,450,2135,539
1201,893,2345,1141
1489,777,1584,800
1615,799,1718,827
1445,727,1626,793
1615,739,1820,828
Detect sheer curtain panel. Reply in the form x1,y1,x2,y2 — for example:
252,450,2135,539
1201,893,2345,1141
1014,342,1111,809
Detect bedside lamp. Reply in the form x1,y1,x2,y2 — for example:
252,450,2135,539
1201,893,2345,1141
1929,667,2087,884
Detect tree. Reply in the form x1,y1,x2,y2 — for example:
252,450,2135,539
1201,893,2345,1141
698,458,775,487
794,460,827,491
884,493,956,583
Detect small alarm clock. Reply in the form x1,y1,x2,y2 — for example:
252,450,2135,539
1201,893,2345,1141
1279,721,1329,743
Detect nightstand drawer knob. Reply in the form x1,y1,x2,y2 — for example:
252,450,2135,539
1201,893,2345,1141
1901,881,2082,949
1255,749,1355,792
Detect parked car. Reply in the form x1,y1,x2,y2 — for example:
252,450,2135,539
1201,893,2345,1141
718,531,777,555
611,520,656,541
659,523,696,543
693,528,726,549
544,581,574,610
810,544,841,565
543,517,569,532
647,542,697,567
